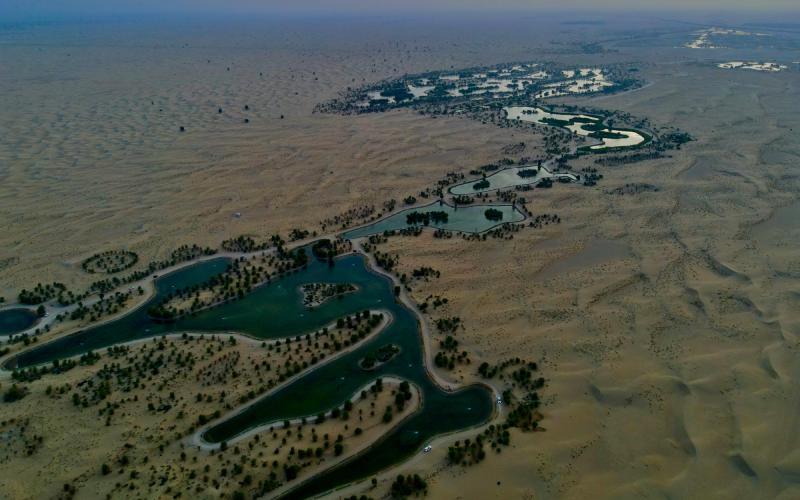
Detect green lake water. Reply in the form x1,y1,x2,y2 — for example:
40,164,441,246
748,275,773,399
448,166,578,195
7,258,232,367
0,308,39,336
8,251,493,499
343,202,525,239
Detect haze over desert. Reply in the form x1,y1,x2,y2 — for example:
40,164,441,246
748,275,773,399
1,3,800,500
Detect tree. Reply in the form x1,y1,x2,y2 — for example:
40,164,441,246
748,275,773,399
484,208,503,221
284,464,300,480
3,384,27,402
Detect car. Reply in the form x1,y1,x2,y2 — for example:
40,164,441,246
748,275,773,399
423,445,432,453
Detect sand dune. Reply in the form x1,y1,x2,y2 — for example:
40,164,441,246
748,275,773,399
333,61,800,499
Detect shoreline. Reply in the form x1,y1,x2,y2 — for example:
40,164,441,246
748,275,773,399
187,309,394,448
2,236,504,500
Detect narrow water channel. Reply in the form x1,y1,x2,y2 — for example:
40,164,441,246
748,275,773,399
8,250,493,498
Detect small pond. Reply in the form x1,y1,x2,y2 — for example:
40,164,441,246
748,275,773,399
343,201,526,239
449,165,578,195
0,308,39,336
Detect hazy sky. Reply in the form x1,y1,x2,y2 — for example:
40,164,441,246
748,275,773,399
3,0,797,20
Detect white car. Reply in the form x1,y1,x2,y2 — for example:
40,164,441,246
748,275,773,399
423,445,432,453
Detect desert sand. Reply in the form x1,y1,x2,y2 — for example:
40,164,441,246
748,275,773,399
334,61,800,499
2,14,800,500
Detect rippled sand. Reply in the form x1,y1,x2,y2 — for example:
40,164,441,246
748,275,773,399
0,18,557,296
334,59,800,499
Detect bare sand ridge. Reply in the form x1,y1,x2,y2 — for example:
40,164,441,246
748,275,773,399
0,18,560,297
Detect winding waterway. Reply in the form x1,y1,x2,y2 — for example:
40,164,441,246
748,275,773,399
7,250,493,499
504,105,649,151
